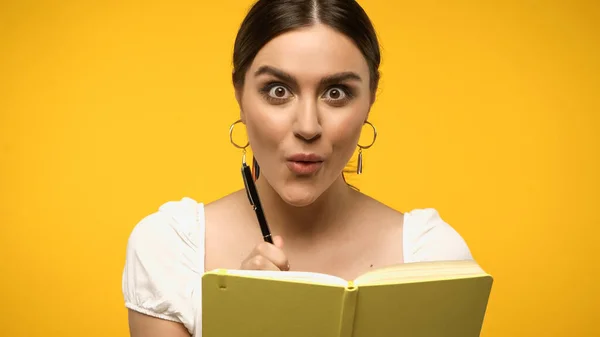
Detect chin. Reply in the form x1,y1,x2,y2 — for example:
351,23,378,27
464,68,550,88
278,184,322,207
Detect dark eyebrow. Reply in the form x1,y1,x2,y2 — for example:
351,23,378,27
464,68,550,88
254,66,362,90
255,66,299,89
319,72,362,88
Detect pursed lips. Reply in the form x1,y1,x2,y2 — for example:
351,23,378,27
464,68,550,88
285,153,325,175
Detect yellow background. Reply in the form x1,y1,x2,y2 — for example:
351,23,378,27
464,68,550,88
1,0,598,336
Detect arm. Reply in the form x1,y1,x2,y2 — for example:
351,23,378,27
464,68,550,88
122,198,203,337
128,310,190,337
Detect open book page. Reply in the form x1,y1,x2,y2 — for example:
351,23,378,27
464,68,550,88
207,260,488,288
351,271,493,337
202,271,349,337
354,260,488,286
212,269,349,287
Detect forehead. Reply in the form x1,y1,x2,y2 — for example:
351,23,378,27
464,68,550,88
250,24,370,81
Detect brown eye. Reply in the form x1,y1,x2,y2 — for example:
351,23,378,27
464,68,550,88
329,89,341,99
259,83,294,104
323,87,348,101
269,86,291,99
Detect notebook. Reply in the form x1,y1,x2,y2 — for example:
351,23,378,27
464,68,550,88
202,260,493,337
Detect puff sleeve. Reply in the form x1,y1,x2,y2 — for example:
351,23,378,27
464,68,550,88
403,208,473,263
122,198,203,335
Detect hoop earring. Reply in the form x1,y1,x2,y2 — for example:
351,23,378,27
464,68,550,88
229,119,250,163
356,121,377,175
229,119,262,182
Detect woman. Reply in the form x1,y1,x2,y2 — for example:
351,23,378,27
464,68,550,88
122,0,473,336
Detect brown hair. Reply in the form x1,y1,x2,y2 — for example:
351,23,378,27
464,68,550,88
232,0,381,97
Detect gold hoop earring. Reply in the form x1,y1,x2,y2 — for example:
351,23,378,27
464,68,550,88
229,119,249,164
356,121,377,175
230,119,262,180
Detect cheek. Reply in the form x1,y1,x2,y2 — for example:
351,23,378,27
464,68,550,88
241,94,287,158
328,108,368,155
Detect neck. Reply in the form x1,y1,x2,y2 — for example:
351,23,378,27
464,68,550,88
254,175,356,240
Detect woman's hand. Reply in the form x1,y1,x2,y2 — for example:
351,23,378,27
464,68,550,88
240,235,290,271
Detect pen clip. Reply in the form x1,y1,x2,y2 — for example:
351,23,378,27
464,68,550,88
240,160,274,245
241,163,255,206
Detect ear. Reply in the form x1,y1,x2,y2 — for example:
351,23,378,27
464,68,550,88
365,104,373,123
366,90,377,121
234,87,246,123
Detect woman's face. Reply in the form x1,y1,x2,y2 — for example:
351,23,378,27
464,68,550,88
238,23,373,207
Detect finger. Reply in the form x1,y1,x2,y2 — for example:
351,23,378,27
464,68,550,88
241,254,281,271
254,241,289,271
272,236,291,271
272,235,284,249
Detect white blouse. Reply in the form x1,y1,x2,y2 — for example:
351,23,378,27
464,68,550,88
122,197,473,336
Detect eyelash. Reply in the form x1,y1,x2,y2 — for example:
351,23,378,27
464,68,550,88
259,83,291,104
259,82,354,105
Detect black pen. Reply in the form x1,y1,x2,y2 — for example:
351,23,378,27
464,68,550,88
241,160,273,244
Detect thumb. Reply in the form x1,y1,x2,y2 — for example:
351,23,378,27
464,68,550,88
272,235,284,249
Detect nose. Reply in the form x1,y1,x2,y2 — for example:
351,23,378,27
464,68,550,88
292,99,322,142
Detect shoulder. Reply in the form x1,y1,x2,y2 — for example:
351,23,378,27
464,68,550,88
402,208,473,263
126,197,205,258
122,197,204,335
124,196,205,264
